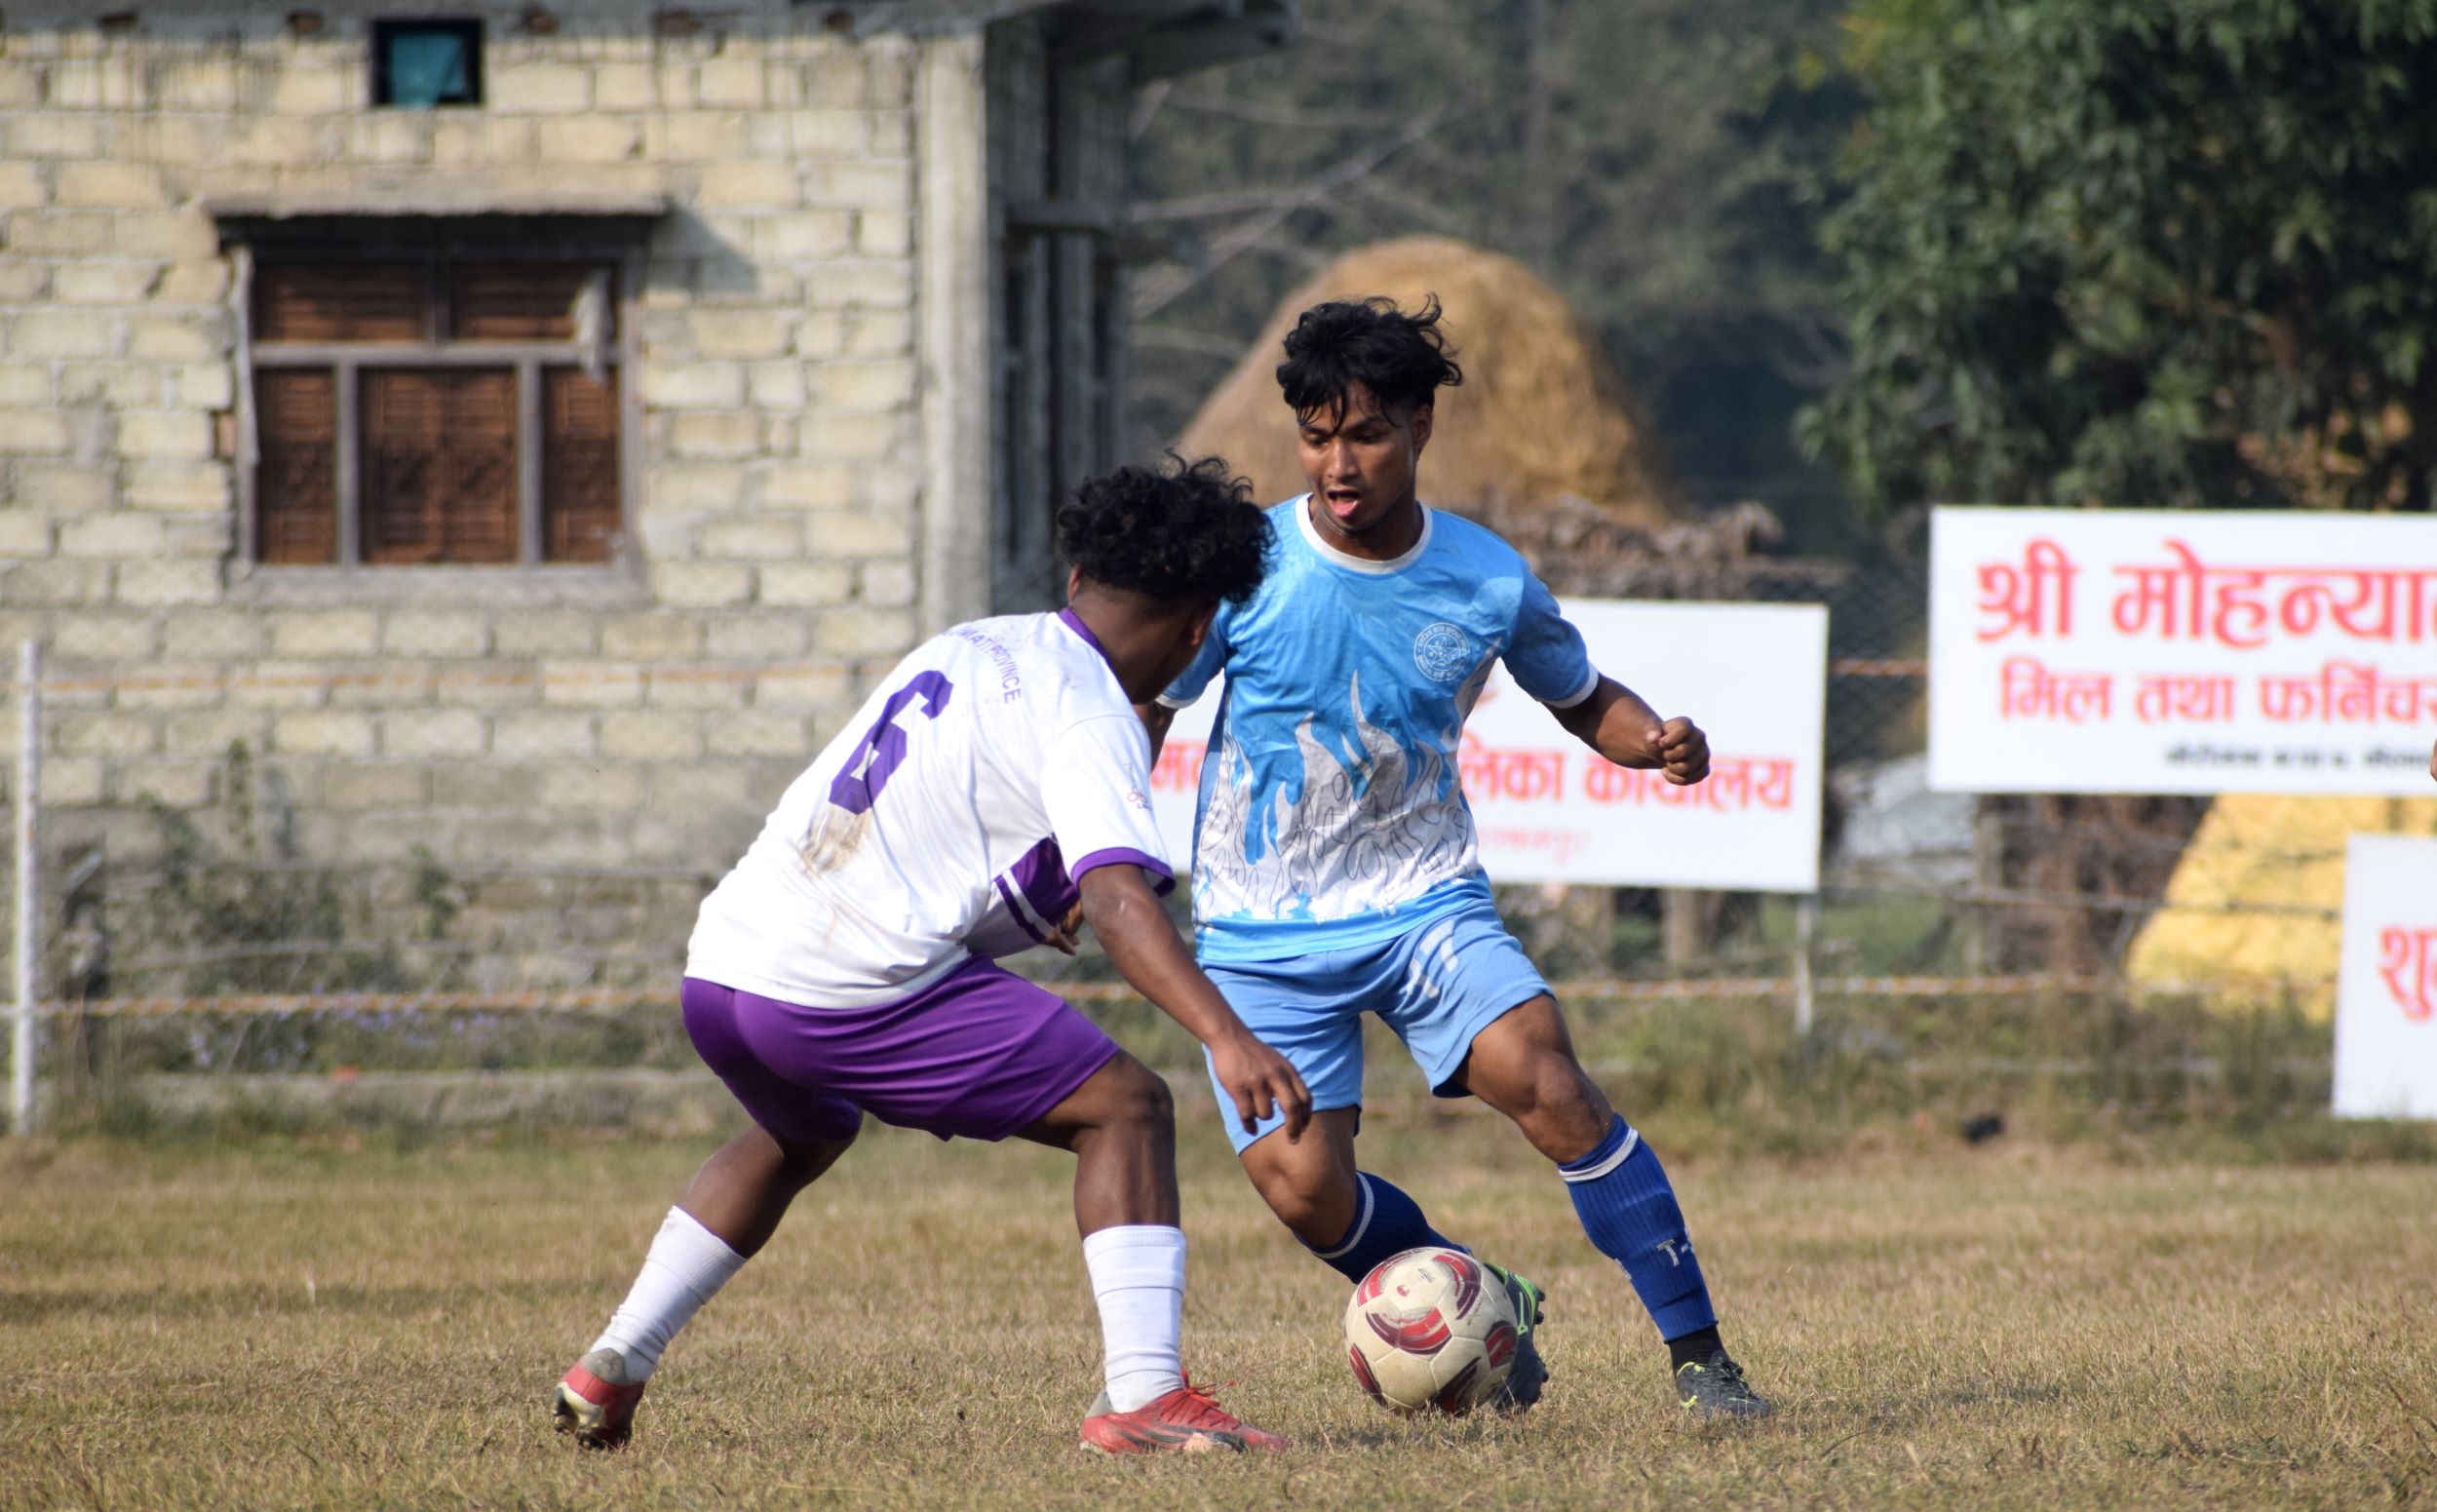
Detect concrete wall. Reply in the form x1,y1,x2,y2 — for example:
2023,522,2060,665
0,6,957,886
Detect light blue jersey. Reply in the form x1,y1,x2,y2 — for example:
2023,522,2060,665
1160,497,1598,964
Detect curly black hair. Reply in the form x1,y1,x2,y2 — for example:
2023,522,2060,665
1276,295,1464,423
1058,454,1272,607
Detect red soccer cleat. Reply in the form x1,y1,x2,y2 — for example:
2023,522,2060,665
1079,1382,1289,1454
552,1348,647,1449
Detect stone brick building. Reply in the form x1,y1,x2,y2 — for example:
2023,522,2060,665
0,1,1291,989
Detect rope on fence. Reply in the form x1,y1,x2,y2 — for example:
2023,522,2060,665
36,973,2137,1018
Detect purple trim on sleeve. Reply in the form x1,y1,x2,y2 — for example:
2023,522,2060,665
1005,836,1079,922
1070,847,1178,897
992,875,1051,945
1056,606,1110,661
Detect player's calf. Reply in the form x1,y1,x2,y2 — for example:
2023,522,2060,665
1240,1114,1467,1287
1464,1008,1770,1416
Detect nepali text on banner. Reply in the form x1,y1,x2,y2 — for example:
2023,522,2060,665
1930,508,2437,795
1149,600,1827,893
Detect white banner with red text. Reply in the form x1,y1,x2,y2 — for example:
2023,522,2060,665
2335,834,2437,1120
1148,600,1827,893
1930,507,2437,795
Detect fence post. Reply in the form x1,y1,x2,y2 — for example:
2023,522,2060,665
1792,894,1818,1035
12,639,38,1135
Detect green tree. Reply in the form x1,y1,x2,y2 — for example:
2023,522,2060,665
1805,0,2437,513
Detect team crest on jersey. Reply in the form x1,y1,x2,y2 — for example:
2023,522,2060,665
1412,622,1477,683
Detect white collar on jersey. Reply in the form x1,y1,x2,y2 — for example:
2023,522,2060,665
1295,492,1435,575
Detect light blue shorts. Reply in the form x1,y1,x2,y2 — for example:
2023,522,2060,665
1199,895,1553,1153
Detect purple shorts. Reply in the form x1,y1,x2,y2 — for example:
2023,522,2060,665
680,958,1120,1146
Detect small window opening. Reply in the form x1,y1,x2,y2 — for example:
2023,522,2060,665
372,19,484,107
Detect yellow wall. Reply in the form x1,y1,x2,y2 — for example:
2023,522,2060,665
2127,794,2437,1014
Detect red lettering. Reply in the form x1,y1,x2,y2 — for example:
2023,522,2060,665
2379,926,2437,1022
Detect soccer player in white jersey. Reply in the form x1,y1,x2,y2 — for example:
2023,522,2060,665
554,458,1311,1454
1146,299,1772,1419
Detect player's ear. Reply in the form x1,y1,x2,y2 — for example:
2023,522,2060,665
1409,402,1433,454
1065,564,1085,601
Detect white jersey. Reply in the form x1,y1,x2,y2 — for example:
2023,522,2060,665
687,610,1172,1007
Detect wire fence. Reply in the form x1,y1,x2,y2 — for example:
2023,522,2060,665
0,555,2383,1133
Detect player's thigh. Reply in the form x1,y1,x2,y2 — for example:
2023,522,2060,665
681,976,864,1148
1017,1047,1175,1152
1374,901,1559,1100
1199,956,1367,1156
727,961,1121,1144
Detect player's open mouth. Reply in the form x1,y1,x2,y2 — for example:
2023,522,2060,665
1323,488,1366,518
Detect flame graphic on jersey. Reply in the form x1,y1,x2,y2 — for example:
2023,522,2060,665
1194,673,1475,925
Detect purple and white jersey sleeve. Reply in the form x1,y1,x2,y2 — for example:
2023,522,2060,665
965,837,1081,957
1507,568,1600,708
1041,713,1176,896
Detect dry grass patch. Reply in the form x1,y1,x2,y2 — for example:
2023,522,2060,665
3,1121,2434,1511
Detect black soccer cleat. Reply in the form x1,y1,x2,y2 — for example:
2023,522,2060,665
1674,1349,1772,1420
1480,1260,1548,1413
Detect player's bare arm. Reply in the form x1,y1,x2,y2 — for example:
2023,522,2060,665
1548,675,1711,786
1079,863,1312,1142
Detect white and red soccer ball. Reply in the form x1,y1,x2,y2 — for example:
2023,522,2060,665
1342,1247,1519,1415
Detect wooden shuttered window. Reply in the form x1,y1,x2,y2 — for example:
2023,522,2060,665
255,264,428,343
451,264,616,342
362,369,520,564
247,256,623,566
256,369,339,564
544,368,620,563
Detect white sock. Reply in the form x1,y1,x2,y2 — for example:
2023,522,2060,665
589,1207,747,1381
1082,1224,1188,1413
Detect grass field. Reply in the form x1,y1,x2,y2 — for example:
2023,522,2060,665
5,1112,2436,1511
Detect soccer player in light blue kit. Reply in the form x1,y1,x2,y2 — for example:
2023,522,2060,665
1147,297,1771,1418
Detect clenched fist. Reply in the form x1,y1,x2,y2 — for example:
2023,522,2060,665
1648,717,1710,786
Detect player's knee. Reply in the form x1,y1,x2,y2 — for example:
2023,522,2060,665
1244,1151,1345,1238
1510,1051,1611,1156
773,1126,856,1187
1099,1053,1176,1134
1546,1052,1608,1117
1262,1183,1339,1241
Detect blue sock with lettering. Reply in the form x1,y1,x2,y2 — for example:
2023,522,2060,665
1301,1172,1462,1286
1560,1116,1718,1340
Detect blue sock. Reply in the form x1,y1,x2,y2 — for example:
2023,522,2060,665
1560,1116,1717,1340
1301,1172,1461,1286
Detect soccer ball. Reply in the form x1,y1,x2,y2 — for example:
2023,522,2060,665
1342,1247,1519,1415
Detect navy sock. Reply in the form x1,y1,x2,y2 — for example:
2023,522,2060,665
1560,1115,1718,1340
1301,1172,1460,1286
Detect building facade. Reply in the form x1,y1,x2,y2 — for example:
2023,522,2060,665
0,1,1290,989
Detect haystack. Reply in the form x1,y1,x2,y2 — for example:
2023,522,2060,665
1177,236,1686,528
2124,794,2437,1015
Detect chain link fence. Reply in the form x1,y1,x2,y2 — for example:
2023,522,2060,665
0,548,2397,1138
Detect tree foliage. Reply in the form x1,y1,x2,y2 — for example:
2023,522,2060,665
1805,0,2437,512
1130,0,1856,518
